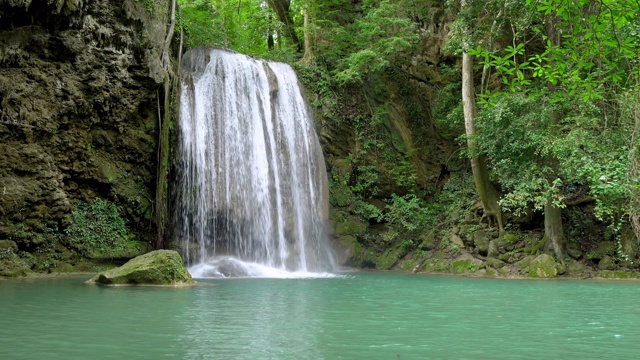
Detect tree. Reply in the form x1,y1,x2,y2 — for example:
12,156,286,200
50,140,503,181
267,0,302,52
460,0,504,232
471,0,640,257
300,1,314,63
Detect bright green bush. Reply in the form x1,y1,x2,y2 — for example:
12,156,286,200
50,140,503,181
66,198,130,256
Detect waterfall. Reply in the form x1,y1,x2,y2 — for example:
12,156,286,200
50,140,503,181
174,48,336,278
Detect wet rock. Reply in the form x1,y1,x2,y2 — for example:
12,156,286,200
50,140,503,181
87,250,194,286
336,235,361,266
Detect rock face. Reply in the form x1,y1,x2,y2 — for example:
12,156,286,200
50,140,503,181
0,0,171,269
88,250,194,285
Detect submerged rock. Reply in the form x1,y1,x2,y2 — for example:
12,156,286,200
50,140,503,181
87,250,194,286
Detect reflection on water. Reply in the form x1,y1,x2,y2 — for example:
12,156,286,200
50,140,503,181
1,274,640,359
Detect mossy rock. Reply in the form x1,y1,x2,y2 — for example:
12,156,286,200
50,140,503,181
564,258,592,278
515,255,536,270
588,241,616,261
620,229,638,260
485,267,498,277
526,236,548,255
501,232,520,244
0,251,33,277
486,257,506,270
87,250,194,286
85,240,153,260
450,234,465,248
472,230,491,255
376,245,405,270
451,254,483,273
498,266,513,276
528,254,558,278
332,158,353,183
418,231,436,251
398,259,418,272
487,240,500,258
336,235,362,266
566,243,582,260
0,240,19,253
422,258,450,273
349,247,378,268
334,218,368,238
597,255,617,270
329,184,355,208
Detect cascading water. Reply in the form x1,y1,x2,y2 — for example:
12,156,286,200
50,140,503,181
174,48,336,278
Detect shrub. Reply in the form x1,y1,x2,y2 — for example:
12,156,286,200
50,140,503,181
66,198,130,256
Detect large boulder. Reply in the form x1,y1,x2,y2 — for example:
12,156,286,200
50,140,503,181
472,230,491,255
598,255,617,270
528,254,558,278
87,250,194,286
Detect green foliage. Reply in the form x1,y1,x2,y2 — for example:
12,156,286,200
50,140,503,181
66,198,131,256
333,0,419,84
384,194,434,232
178,0,298,60
135,0,155,13
470,0,640,227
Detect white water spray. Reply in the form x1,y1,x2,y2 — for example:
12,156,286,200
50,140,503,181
175,48,336,278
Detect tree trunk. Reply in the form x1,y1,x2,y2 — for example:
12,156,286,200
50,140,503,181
628,88,640,243
301,2,314,63
461,0,504,232
544,198,565,261
543,13,565,260
156,0,177,249
267,15,275,51
267,0,301,52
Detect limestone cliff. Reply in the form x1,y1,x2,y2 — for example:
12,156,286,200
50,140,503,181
0,0,171,274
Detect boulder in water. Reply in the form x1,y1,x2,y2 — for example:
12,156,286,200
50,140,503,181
87,250,194,286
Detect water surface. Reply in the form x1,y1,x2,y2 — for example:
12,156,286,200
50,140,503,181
1,273,639,359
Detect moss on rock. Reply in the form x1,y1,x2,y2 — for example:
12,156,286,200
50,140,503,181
528,254,558,278
451,254,483,274
422,258,450,273
0,250,33,277
87,250,194,286
376,245,405,270
597,255,617,271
